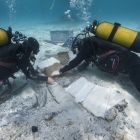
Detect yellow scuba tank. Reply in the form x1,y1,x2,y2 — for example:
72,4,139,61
90,20,140,53
0,28,9,46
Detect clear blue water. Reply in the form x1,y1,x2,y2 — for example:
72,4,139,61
0,0,140,30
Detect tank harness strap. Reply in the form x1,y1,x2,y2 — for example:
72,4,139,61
0,61,16,68
108,23,121,42
98,50,116,58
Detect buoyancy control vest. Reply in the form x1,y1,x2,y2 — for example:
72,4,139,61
90,21,140,53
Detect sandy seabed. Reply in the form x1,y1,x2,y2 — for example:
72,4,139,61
0,23,140,140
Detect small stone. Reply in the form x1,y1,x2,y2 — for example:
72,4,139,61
32,126,38,133
44,112,58,121
115,99,128,112
58,78,71,87
104,108,118,121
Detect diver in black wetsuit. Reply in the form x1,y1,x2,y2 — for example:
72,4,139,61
60,36,128,74
0,36,54,86
52,36,140,93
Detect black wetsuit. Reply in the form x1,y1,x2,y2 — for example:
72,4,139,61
0,43,47,82
60,37,96,73
17,53,47,81
0,44,19,81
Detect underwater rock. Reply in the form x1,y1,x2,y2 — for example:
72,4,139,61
114,99,128,112
32,126,38,133
104,100,128,121
104,108,118,121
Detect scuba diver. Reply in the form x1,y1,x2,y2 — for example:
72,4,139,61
0,27,54,89
52,20,140,93
59,36,129,74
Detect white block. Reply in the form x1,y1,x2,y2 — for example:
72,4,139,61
37,57,60,70
65,77,125,118
83,85,124,118
65,77,95,102
75,82,94,102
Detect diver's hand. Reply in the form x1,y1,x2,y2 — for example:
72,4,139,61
47,77,55,85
